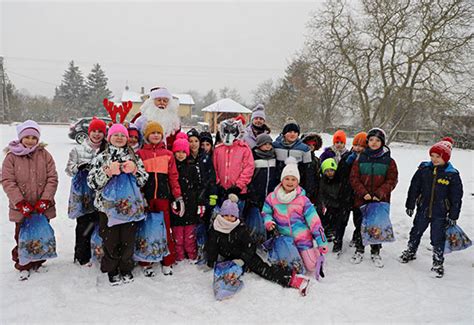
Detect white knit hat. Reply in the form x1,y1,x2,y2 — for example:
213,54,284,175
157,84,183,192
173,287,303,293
280,156,300,182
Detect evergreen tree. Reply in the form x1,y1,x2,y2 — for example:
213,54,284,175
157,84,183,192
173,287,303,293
53,60,86,119
84,63,112,116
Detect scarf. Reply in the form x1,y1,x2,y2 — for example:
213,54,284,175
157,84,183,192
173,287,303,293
276,185,297,204
365,146,389,159
87,138,102,151
331,145,348,164
213,215,241,234
7,140,39,156
251,124,270,136
254,147,275,159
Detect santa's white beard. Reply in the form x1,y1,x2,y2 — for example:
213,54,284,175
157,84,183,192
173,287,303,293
139,98,181,136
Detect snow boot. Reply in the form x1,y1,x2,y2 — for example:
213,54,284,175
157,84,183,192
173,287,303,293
121,271,134,284
399,249,417,263
332,240,342,254
431,262,444,278
371,253,384,268
162,265,173,276
108,272,122,286
350,251,364,264
143,266,156,278
290,272,310,296
19,270,30,281
33,265,48,273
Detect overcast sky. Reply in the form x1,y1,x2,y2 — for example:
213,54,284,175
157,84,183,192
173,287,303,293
1,0,321,102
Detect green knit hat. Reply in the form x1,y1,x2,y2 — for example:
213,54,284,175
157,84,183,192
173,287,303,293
321,158,338,174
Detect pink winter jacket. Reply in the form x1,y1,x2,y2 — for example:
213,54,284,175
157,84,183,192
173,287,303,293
2,144,58,223
213,140,254,194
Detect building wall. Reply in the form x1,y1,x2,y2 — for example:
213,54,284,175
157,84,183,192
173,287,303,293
178,104,192,118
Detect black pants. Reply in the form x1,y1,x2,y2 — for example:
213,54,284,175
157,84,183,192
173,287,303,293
98,213,138,274
353,208,381,254
333,207,350,244
242,253,292,288
351,208,362,243
74,212,99,265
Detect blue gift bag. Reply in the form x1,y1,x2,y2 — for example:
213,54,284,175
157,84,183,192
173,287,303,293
90,224,103,262
195,222,208,264
68,169,95,219
245,206,267,245
102,173,146,227
444,224,472,254
262,235,305,274
18,213,57,266
213,260,244,301
133,212,169,262
360,202,395,246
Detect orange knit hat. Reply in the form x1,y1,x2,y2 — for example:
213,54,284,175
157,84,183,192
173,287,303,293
352,132,368,147
333,130,347,144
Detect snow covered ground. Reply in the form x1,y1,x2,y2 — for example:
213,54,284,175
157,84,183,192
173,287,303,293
0,124,472,324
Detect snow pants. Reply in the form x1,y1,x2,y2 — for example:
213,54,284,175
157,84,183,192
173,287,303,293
241,252,292,288
408,211,446,263
74,212,98,265
173,225,197,261
12,222,45,271
98,212,138,274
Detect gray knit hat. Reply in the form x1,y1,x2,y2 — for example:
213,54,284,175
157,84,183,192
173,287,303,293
255,133,273,148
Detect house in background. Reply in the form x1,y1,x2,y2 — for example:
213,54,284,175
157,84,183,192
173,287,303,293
202,98,252,133
120,87,195,120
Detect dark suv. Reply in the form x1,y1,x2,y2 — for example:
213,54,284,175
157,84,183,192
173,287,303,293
68,117,112,144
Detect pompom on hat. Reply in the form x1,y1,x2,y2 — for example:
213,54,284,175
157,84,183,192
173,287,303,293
282,117,300,135
251,104,266,121
219,194,240,218
16,120,41,140
172,132,190,155
429,137,454,163
280,156,300,182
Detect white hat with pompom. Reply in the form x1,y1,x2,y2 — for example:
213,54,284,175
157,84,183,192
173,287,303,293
281,156,300,182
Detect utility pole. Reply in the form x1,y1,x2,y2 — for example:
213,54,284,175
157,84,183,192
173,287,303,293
0,56,10,123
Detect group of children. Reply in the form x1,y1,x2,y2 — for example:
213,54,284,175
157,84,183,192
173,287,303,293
1,109,464,289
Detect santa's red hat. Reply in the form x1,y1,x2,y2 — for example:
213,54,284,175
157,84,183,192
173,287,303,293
429,137,454,163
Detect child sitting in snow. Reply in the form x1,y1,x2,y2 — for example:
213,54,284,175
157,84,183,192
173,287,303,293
205,194,311,296
2,120,59,280
262,157,328,275
349,128,398,267
87,123,148,285
399,137,463,278
66,117,107,265
171,132,205,262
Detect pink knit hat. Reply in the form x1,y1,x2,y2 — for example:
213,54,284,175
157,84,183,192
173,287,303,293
172,132,190,155
107,123,129,142
17,120,41,140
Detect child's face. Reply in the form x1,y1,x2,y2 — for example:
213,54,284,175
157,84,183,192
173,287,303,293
324,169,336,179
306,143,316,152
110,133,127,147
174,151,187,162
281,176,298,192
128,135,139,147
258,143,272,152
334,141,346,151
148,132,163,144
223,214,237,222
189,137,200,153
430,153,445,166
368,137,382,150
352,144,365,153
89,130,104,143
153,97,169,109
284,131,299,143
201,142,212,153
21,136,38,148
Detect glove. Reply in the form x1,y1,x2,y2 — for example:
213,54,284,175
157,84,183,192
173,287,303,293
121,161,137,174
446,218,457,227
197,205,206,218
209,195,218,207
77,163,90,171
172,197,186,217
318,245,329,255
265,221,276,231
227,186,242,196
232,259,245,267
104,162,121,176
34,199,51,214
15,200,34,218
363,193,372,201
406,208,414,217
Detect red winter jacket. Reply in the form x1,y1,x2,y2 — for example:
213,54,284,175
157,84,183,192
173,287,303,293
137,142,181,201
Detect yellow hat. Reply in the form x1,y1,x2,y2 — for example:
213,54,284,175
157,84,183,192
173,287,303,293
144,121,164,140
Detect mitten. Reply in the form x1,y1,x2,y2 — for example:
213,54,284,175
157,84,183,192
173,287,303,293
446,218,457,227
15,200,34,218
34,199,51,214
172,197,186,217
209,195,218,207
406,208,414,217
197,205,206,218
318,245,329,255
265,221,276,231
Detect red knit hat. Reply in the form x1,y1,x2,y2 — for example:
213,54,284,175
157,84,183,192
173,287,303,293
88,117,107,135
172,132,190,155
333,130,347,144
352,132,368,147
429,137,454,163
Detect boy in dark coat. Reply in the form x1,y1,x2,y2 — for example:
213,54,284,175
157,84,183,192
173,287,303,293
301,132,323,205
205,194,311,296
399,137,463,278
350,128,398,267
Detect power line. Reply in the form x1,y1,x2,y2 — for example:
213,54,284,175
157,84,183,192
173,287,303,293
6,70,59,86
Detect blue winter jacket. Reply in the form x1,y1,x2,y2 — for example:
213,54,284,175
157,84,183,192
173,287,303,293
406,161,463,220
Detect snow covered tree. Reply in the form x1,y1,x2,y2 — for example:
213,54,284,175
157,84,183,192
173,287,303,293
53,60,87,120
84,63,112,116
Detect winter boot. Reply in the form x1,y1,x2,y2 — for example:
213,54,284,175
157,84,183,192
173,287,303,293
121,271,134,284
332,240,342,254
18,270,30,281
399,249,417,263
108,271,122,286
162,265,173,276
371,253,384,268
143,266,156,278
289,271,310,296
33,265,48,273
431,261,444,278
350,251,364,264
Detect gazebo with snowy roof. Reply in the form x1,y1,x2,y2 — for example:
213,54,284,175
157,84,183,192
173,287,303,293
201,98,252,133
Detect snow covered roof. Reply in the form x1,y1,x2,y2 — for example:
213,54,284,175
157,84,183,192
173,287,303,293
174,94,195,106
201,98,252,113
121,90,144,103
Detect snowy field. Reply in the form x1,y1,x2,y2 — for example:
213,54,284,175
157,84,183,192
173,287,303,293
0,124,472,324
